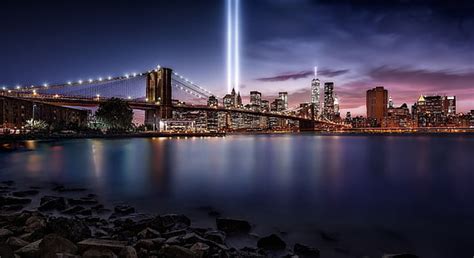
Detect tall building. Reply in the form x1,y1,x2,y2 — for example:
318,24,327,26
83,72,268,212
415,95,445,127
311,67,321,118
236,92,242,107
443,96,456,116
207,95,218,108
323,82,335,119
279,92,288,110
334,94,340,117
366,86,388,126
223,88,237,108
250,91,262,106
261,100,270,112
388,96,394,108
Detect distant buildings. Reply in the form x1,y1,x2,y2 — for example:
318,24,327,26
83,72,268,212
311,67,321,118
279,92,288,110
323,82,336,120
412,95,457,127
207,95,218,108
366,86,388,126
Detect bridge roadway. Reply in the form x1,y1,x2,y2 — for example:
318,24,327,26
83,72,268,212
17,95,321,123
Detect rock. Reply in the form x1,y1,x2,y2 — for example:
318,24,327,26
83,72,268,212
161,229,187,239
257,234,286,250
24,215,46,233
83,248,117,258
6,236,29,249
119,246,138,258
190,242,210,257
46,217,91,242
158,245,196,258
52,185,87,192
114,205,135,215
216,218,251,234
11,190,39,197
134,238,165,250
68,198,98,206
38,196,67,211
39,234,78,258
204,230,226,244
0,228,14,238
1,181,15,186
0,196,32,206
137,227,161,239
0,244,15,258
294,243,320,258
14,239,42,258
78,239,128,253
1,204,24,212
62,206,86,215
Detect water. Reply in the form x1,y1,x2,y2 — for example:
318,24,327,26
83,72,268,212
1,134,474,257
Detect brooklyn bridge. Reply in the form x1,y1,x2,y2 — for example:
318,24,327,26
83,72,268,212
1,66,345,132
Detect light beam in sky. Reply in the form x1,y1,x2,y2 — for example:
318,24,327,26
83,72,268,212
227,0,240,93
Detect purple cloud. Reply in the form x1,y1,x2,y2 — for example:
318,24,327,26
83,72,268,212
255,69,349,82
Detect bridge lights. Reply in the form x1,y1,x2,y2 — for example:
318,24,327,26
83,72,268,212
78,80,83,84
32,90,37,96
127,96,131,100
145,98,149,102
54,94,59,98
124,74,129,78
98,77,103,81
43,83,48,87
1,86,5,90
96,94,100,100
107,76,112,80
88,79,93,83
132,73,137,77
15,85,20,90
67,81,72,85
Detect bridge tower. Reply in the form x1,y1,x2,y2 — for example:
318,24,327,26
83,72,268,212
145,67,173,128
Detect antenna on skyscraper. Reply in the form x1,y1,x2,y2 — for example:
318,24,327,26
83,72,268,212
314,66,318,78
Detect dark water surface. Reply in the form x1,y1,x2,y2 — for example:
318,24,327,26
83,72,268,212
1,134,474,257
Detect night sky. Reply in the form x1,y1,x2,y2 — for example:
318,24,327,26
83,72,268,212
1,0,474,115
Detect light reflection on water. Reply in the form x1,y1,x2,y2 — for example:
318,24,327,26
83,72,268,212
1,134,474,257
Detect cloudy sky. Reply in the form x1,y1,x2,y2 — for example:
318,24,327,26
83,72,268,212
1,0,473,115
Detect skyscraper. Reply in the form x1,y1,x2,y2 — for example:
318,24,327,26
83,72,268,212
311,67,321,118
279,92,288,110
323,82,335,119
366,86,388,126
334,94,340,117
250,91,262,106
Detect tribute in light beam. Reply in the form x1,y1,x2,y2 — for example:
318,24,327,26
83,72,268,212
226,0,240,94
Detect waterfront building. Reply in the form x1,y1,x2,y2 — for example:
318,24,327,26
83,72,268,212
334,94,340,118
366,86,388,126
470,110,474,127
271,98,285,112
223,88,237,108
250,91,262,106
443,96,456,116
236,92,242,108
207,95,218,108
383,103,411,128
415,95,445,127
279,92,288,110
388,96,394,108
323,82,335,120
261,100,270,112
0,96,88,130
311,67,321,118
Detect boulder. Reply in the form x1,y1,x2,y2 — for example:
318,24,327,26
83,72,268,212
46,217,91,242
6,236,29,249
137,227,161,239
39,234,78,258
204,230,226,244
114,205,135,215
12,190,39,197
24,215,46,233
0,196,32,206
119,246,138,258
158,245,196,258
14,239,42,258
0,244,15,258
216,218,251,234
1,204,24,212
135,238,166,250
190,242,210,258
78,239,127,253
0,228,14,238
257,234,286,250
83,248,117,258
38,196,67,211
294,243,320,258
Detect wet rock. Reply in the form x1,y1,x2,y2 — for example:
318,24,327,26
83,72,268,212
0,196,32,206
237,247,266,257
294,243,320,258
46,217,91,242
0,228,14,238
14,239,42,258
161,229,187,239
190,242,210,257
39,234,78,258
68,198,98,206
134,238,166,250
257,234,286,250
216,218,251,234
0,244,15,258
204,230,226,244
148,214,191,232
83,248,117,258
78,239,128,253
119,246,138,258
158,245,196,258
11,190,39,197
24,215,46,233
137,227,161,239
38,196,67,211
1,204,24,212
383,254,419,258
114,205,135,215
6,236,29,249
62,206,86,215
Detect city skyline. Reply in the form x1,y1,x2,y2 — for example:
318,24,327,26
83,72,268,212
1,0,474,115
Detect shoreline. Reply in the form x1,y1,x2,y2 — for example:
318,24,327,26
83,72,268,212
0,180,326,258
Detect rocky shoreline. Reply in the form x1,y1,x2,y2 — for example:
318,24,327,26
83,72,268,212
0,180,324,258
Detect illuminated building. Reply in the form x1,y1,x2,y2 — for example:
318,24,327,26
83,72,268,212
383,103,411,128
279,92,288,110
207,95,218,108
311,67,321,118
443,96,456,116
334,94,340,117
261,100,270,112
271,98,285,112
250,91,262,106
414,95,445,127
236,91,242,107
366,86,388,126
223,88,237,108
388,96,394,108
323,82,335,120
